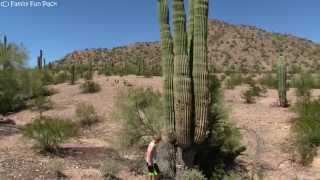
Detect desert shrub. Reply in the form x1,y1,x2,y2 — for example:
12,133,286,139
54,70,68,84
0,69,55,115
41,70,55,85
75,103,99,126
84,70,93,80
224,73,243,89
23,116,78,152
80,80,101,93
0,71,26,114
258,73,277,89
113,87,164,149
249,81,267,97
241,81,266,104
178,168,206,180
31,96,53,115
195,74,246,178
241,88,256,104
291,72,313,100
293,99,320,165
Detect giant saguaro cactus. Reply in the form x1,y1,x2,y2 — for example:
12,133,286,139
70,64,76,85
277,55,288,107
158,0,210,149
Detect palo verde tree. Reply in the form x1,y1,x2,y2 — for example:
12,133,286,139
158,0,210,170
0,35,28,70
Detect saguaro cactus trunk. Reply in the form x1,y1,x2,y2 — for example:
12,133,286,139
277,55,288,107
70,64,76,85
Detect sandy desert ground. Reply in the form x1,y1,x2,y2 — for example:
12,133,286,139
1,75,320,180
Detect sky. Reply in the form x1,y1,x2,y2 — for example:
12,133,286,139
0,0,319,67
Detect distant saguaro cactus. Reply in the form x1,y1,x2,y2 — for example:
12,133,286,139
277,55,288,107
43,58,46,68
70,64,76,85
3,35,7,50
37,50,43,70
158,0,210,167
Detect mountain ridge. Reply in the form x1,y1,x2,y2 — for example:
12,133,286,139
57,19,320,72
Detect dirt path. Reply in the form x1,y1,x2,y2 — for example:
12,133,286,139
226,87,320,180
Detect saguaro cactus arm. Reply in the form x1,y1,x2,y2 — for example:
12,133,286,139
172,0,193,148
193,0,210,144
158,0,175,132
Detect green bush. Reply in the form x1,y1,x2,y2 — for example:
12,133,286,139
249,81,267,97
241,88,256,104
84,70,93,80
258,73,277,89
291,72,319,101
31,96,53,114
23,116,78,152
0,71,26,114
80,80,101,93
195,74,246,179
113,87,164,149
240,81,266,104
293,99,320,165
0,69,55,115
41,70,55,85
54,70,69,84
75,103,99,127
224,73,243,89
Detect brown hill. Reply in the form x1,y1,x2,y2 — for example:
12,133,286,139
57,19,320,72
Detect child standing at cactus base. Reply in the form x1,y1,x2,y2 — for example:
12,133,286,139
146,136,161,180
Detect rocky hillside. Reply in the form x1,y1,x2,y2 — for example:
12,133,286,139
57,19,320,72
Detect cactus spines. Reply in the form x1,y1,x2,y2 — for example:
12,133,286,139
193,0,210,144
158,0,175,132
277,55,288,107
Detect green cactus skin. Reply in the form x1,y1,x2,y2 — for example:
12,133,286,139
277,55,288,107
193,0,210,144
158,0,175,133
172,0,193,148
70,64,76,85
187,0,194,56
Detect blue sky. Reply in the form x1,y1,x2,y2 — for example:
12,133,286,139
0,0,319,67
